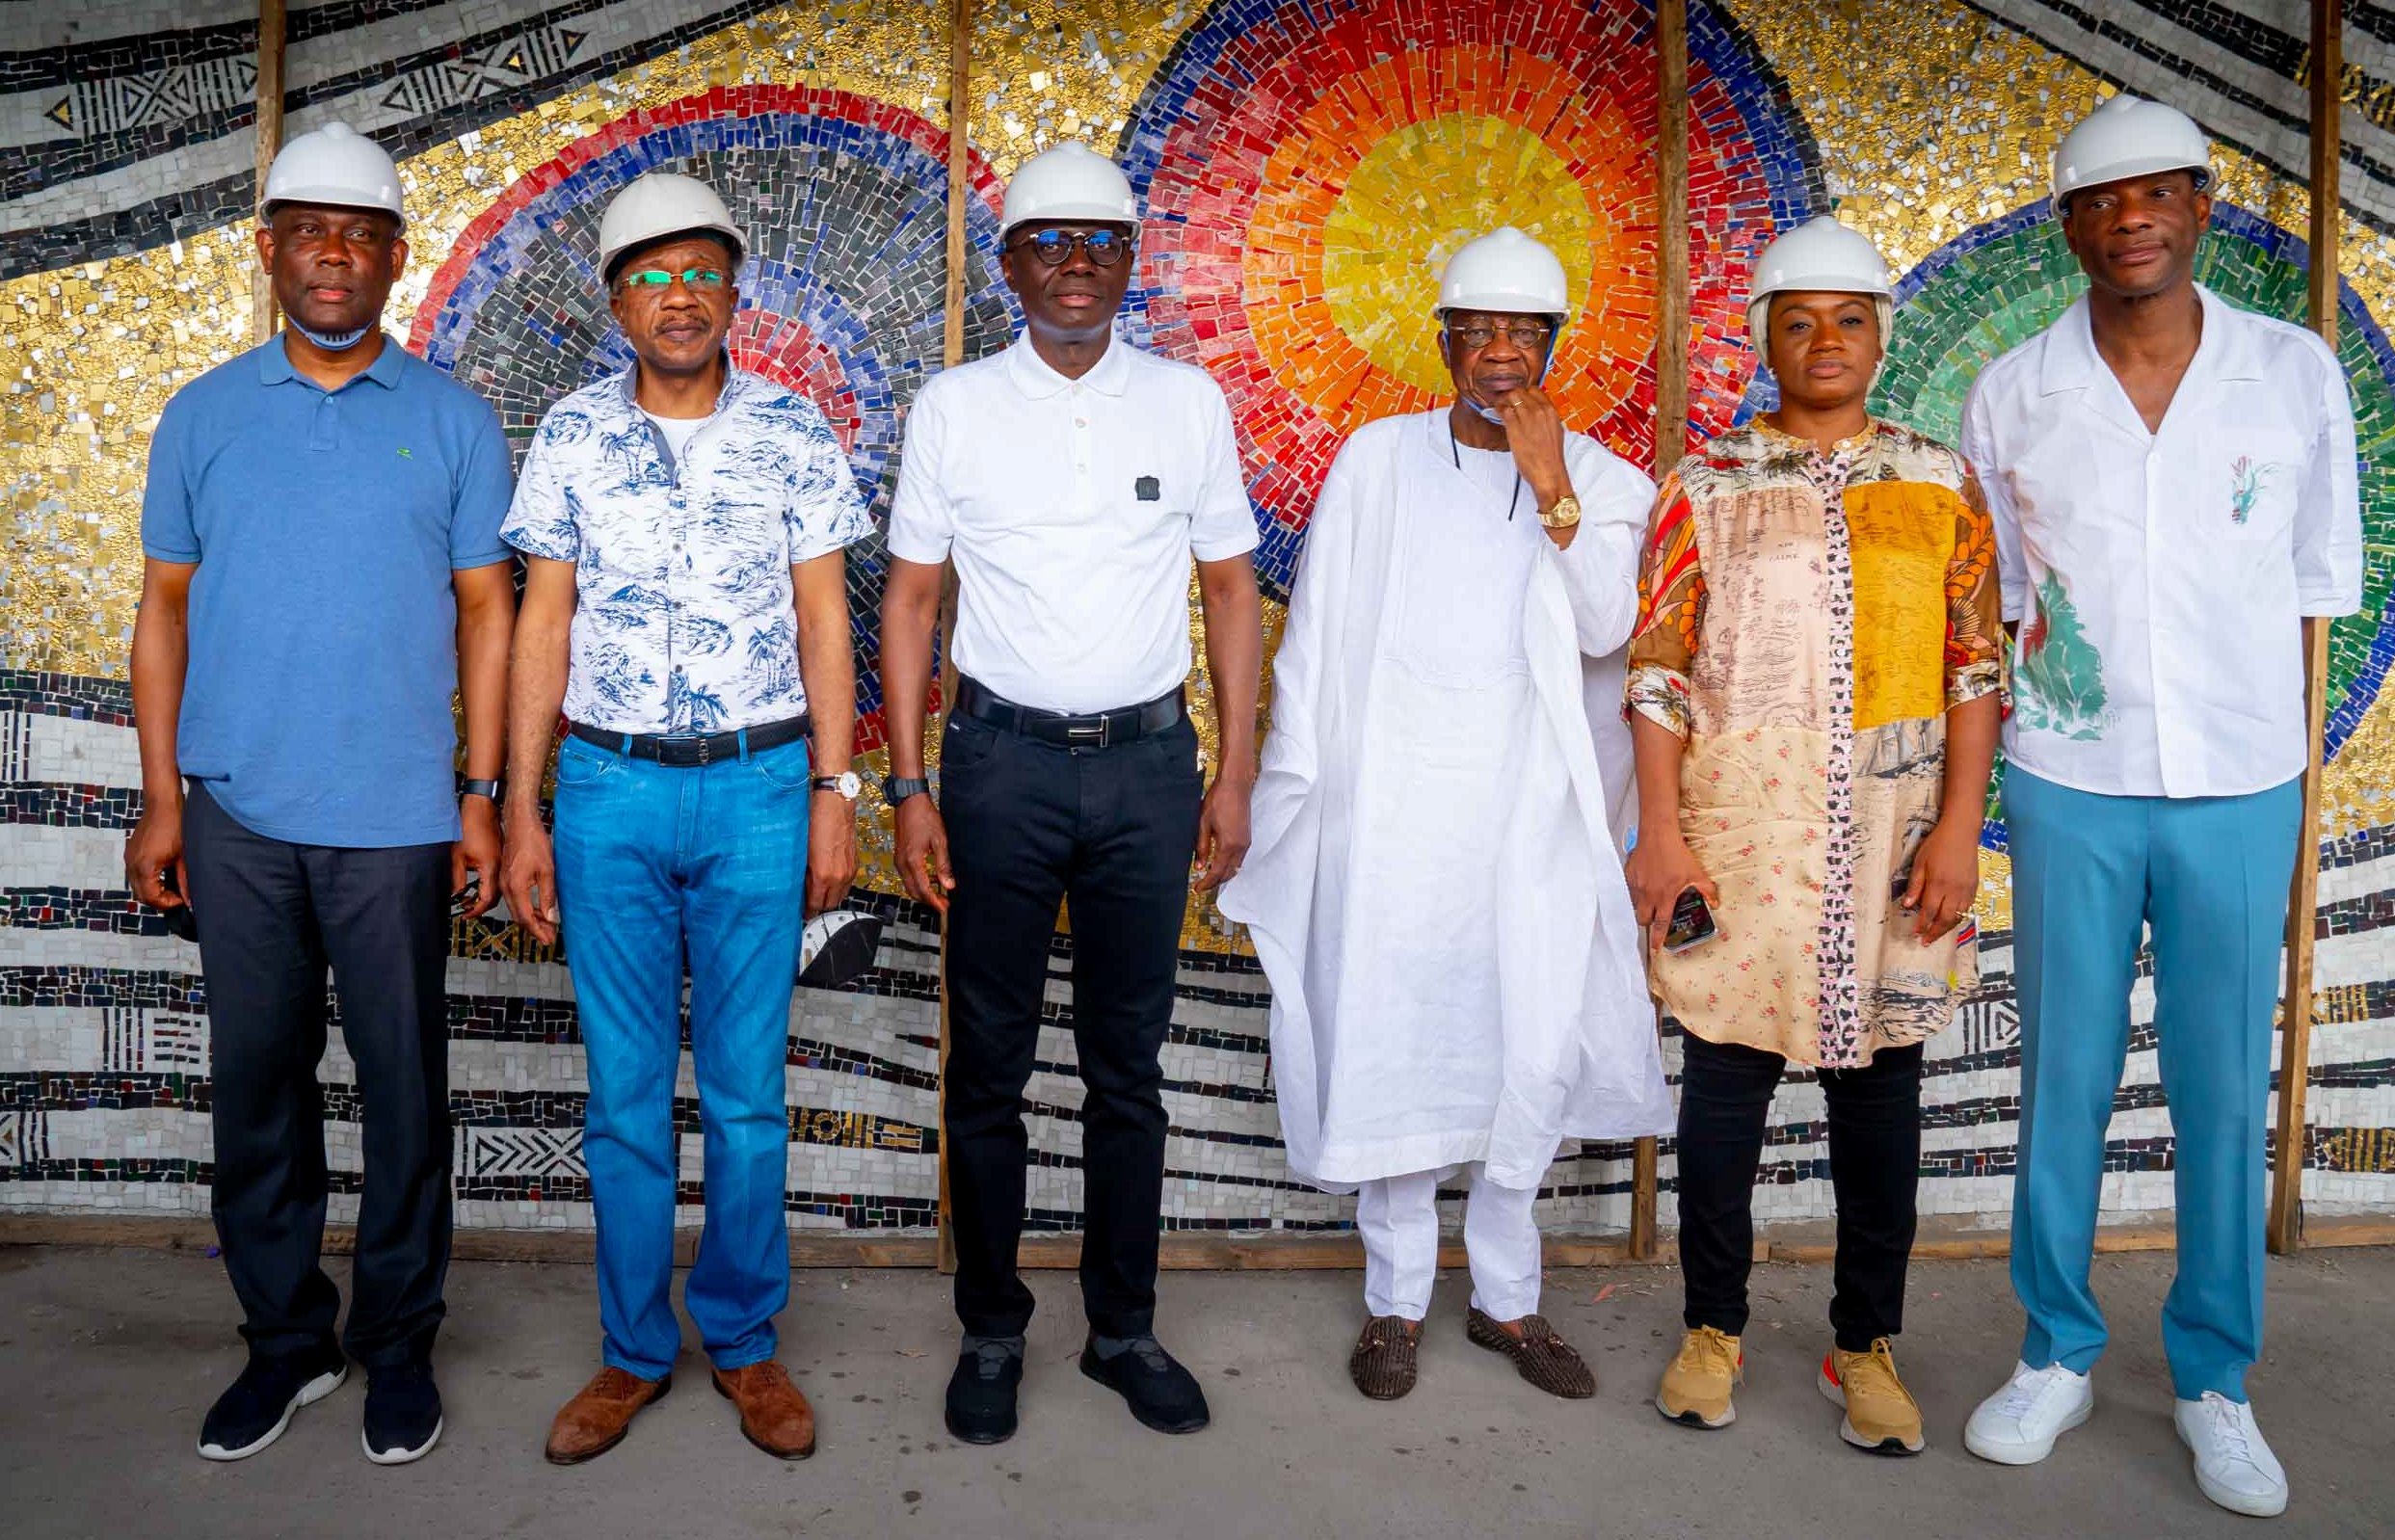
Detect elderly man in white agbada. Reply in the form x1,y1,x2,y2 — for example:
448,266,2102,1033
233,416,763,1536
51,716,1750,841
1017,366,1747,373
1221,228,1672,1403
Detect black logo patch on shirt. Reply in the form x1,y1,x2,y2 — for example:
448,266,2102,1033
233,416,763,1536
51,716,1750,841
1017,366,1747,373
1134,475,1160,502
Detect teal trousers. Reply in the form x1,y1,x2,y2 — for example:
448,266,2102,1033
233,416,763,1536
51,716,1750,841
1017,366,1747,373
2004,766,2301,1402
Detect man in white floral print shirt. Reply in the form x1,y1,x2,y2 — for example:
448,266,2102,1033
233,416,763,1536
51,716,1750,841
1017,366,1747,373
1958,98,2360,1519
499,172,870,1467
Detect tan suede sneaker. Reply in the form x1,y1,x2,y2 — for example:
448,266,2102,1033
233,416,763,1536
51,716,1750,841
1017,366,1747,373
1656,1326,1742,1429
1819,1339,1926,1455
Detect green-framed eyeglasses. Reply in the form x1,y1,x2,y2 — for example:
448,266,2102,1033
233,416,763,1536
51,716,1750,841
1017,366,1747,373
1008,227,1131,268
616,267,731,293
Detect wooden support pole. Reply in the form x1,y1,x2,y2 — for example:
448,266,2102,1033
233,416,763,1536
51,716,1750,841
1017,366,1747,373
250,0,287,344
942,0,971,375
2270,0,2344,1256
1654,0,1690,474
1630,0,1690,1264
934,0,971,1278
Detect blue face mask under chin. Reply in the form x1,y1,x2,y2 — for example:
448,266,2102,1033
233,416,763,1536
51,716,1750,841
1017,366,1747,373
287,318,373,352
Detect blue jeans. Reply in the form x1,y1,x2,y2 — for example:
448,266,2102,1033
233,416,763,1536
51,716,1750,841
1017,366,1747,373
2004,766,2300,1402
552,730,811,1380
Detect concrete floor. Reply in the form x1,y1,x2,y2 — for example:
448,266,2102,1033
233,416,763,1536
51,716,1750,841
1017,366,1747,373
1,1245,2390,1539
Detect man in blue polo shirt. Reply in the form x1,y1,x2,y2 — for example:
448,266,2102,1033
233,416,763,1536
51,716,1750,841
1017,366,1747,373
125,122,517,1467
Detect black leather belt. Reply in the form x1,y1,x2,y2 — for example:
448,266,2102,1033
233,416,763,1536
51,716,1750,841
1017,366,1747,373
567,712,811,767
953,676,1184,748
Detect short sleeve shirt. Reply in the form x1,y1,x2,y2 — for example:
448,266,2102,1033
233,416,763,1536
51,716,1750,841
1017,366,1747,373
503,364,871,735
1961,287,2363,797
139,333,514,848
886,334,1259,713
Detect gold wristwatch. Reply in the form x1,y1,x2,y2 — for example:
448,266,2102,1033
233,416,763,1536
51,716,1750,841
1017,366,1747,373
1538,493,1583,530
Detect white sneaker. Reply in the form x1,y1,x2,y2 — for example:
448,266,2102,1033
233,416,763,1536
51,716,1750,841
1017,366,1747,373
2174,1393,2288,1518
1962,1360,2094,1466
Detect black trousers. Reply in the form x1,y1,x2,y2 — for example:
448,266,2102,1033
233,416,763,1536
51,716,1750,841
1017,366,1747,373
181,783,454,1368
1676,1032,1924,1351
940,710,1205,1339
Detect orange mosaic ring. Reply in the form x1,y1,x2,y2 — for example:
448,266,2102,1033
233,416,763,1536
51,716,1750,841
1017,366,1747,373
1120,0,1823,595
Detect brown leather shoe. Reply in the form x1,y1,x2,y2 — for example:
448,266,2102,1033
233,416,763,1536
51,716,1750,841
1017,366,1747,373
1349,1315,1423,1400
713,1361,816,1459
1466,1308,1596,1399
545,1367,671,1465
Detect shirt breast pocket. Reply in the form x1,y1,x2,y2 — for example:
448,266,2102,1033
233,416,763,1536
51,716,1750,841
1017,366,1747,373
2221,428,2307,544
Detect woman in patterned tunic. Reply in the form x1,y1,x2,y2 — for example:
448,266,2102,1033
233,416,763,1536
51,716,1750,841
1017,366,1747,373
1623,217,2003,1454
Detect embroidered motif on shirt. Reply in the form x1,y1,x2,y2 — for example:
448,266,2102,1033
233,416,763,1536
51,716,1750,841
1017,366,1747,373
2227,456,2277,524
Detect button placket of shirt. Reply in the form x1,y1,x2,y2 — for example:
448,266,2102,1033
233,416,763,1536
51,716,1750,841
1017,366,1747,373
1071,383,1094,507
2142,440,2180,792
661,422,691,730
308,390,337,452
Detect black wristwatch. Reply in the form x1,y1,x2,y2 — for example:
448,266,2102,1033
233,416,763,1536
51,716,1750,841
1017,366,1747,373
882,774,931,807
460,778,504,804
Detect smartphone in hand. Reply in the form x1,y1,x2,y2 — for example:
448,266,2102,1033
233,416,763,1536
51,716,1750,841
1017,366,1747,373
1663,887,1719,954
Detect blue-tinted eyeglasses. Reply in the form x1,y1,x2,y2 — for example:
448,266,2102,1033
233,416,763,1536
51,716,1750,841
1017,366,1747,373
1009,228,1130,268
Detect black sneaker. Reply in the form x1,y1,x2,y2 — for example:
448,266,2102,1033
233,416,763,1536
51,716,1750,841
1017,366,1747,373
944,1338,1023,1446
361,1359,443,1465
197,1344,348,1461
1079,1334,1210,1435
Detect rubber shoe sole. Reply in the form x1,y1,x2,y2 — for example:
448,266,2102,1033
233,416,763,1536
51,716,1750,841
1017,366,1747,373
361,1414,443,1466
1962,1394,2092,1467
1817,1367,1925,1456
1655,1393,1736,1430
944,1407,1017,1446
196,1364,348,1462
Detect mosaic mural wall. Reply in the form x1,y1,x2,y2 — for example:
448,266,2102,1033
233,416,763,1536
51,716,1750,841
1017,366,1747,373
6,0,2395,1241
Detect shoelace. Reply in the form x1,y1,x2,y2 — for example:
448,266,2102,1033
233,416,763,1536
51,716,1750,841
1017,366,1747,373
2201,1393,2256,1465
1122,1337,1174,1374
1846,1342,1905,1399
1679,1329,1736,1375
1997,1366,2060,1420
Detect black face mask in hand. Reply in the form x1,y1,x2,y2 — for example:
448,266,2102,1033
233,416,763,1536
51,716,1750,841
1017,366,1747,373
158,868,200,944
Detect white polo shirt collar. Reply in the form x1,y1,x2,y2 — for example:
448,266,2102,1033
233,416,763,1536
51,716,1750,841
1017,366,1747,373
1003,329,1133,399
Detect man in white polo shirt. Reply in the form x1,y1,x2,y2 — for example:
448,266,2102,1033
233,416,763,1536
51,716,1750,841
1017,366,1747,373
1957,97,2361,1518
879,142,1263,1446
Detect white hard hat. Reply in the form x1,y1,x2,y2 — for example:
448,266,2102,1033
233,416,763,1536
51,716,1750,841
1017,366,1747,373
2052,94,2213,213
260,121,404,225
999,142,1141,236
1744,215,1893,341
598,172,746,284
1435,227,1571,320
